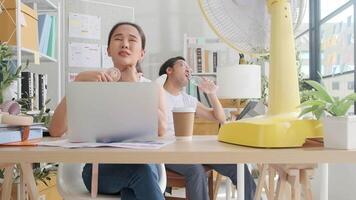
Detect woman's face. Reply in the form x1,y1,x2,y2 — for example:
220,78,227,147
107,24,145,71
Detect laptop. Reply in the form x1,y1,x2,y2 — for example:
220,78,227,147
66,82,159,143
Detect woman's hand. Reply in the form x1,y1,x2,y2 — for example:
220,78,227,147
74,71,113,82
198,78,218,94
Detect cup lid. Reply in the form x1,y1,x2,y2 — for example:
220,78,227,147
172,107,195,113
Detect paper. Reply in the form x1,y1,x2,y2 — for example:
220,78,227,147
39,139,174,150
101,45,113,68
69,13,101,40
34,51,40,64
20,13,27,27
68,42,101,68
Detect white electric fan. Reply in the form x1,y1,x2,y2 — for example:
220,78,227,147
198,0,323,147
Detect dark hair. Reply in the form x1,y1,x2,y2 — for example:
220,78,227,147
158,56,185,76
107,22,146,50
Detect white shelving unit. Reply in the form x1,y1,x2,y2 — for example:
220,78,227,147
11,0,62,110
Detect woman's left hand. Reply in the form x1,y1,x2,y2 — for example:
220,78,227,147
198,78,218,94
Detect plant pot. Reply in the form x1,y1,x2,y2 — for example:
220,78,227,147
1,82,18,104
323,115,356,149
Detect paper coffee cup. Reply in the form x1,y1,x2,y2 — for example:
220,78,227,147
172,107,195,141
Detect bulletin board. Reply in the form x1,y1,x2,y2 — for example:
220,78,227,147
64,0,134,84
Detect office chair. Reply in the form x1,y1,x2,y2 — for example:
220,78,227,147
57,163,166,200
165,167,214,200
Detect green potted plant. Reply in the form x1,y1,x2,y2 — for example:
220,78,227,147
0,42,28,104
299,80,356,149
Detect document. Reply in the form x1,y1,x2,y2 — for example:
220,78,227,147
39,139,174,150
69,13,101,40
101,45,113,68
68,42,101,68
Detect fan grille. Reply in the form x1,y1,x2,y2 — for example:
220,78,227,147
198,0,305,56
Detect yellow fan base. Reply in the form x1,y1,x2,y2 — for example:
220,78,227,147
217,0,323,148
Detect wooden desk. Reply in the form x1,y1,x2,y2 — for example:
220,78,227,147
0,136,355,164
0,136,355,199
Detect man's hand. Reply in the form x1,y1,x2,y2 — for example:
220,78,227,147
198,77,218,94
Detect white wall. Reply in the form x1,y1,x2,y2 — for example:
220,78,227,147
312,164,356,200
96,0,217,80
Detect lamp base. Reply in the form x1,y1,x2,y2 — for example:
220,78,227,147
218,116,323,148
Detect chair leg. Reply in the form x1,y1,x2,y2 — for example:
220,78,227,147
91,163,99,198
287,169,300,200
208,170,214,200
231,183,236,198
275,170,287,200
225,178,232,200
214,173,222,200
254,164,268,200
300,169,313,200
268,167,276,200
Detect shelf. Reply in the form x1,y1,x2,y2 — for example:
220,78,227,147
192,73,216,76
187,43,229,50
12,47,57,63
22,0,57,11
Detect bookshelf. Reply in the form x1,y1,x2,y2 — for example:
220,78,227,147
183,34,238,106
1,0,62,110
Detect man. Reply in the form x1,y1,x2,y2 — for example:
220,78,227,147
159,56,256,200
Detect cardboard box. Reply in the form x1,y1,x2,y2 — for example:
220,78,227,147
0,0,39,51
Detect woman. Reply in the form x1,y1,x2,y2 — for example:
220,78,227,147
49,22,166,200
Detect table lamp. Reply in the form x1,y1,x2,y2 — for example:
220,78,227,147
217,65,261,99
217,64,261,120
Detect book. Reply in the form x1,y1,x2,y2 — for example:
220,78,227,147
196,48,202,73
47,16,56,57
38,14,52,54
0,127,43,145
38,74,47,110
21,71,34,110
213,51,218,73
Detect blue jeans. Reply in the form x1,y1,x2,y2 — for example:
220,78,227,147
166,164,256,200
82,164,164,200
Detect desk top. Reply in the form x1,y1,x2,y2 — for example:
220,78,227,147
0,136,355,164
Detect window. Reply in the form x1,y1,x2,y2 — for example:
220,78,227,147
332,81,340,90
348,15,352,27
319,1,355,114
296,33,310,78
295,1,309,36
321,0,349,19
348,81,354,90
321,6,354,76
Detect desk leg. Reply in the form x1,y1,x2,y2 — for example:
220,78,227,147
226,178,232,200
1,165,14,200
237,164,245,200
320,163,328,200
91,163,99,198
20,163,39,200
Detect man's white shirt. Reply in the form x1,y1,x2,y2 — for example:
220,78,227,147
164,90,198,136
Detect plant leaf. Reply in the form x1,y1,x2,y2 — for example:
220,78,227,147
298,100,325,108
299,106,317,118
305,80,334,103
334,101,354,116
341,93,356,102
312,107,324,120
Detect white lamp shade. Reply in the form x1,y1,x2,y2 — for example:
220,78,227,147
217,65,261,99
